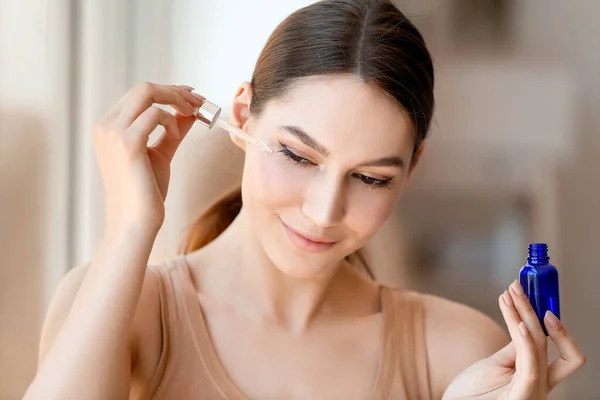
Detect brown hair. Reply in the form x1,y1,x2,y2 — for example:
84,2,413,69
180,0,435,279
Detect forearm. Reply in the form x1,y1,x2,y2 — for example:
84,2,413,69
25,223,160,399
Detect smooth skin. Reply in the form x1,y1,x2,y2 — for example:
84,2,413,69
24,79,585,400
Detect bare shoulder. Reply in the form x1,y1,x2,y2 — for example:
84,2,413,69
38,262,93,362
39,261,164,392
420,293,509,399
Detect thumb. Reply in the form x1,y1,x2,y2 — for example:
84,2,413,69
151,113,196,162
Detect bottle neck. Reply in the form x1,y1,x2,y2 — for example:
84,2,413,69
527,256,550,266
528,243,550,266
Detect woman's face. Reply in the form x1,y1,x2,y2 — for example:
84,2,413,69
236,75,417,279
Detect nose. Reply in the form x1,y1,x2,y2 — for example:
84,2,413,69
301,172,346,228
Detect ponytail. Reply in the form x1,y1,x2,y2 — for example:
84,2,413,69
179,185,243,254
179,186,375,279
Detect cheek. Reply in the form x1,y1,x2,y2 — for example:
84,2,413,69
247,153,310,210
345,188,400,238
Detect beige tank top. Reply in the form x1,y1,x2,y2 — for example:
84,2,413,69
144,257,432,399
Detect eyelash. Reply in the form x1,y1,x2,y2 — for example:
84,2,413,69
277,144,393,189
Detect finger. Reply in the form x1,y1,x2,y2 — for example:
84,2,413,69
499,291,538,396
117,83,196,126
127,106,179,142
151,113,196,162
510,322,539,399
105,84,201,126
499,291,522,346
101,91,132,124
546,311,586,389
173,85,205,107
491,341,516,368
509,280,548,353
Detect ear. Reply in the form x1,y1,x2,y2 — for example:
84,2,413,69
407,139,427,179
229,81,253,150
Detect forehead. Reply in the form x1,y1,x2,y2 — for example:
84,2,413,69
259,75,415,157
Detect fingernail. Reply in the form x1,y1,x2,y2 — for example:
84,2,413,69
191,92,205,102
511,280,524,296
180,85,195,91
519,321,528,337
502,290,513,306
545,311,560,328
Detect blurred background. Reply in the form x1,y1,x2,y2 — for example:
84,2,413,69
1,0,598,398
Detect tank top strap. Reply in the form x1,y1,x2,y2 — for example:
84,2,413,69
145,262,175,397
367,284,398,398
147,257,233,399
386,287,433,400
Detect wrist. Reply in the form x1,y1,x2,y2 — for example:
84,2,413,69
106,214,163,239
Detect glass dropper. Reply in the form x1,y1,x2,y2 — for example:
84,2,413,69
192,100,273,154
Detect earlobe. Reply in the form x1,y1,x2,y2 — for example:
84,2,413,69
416,140,426,159
229,81,253,150
407,140,427,178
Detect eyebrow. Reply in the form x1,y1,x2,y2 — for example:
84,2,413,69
359,156,405,168
280,125,406,169
281,125,330,157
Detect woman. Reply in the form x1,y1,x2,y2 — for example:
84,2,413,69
26,0,585,399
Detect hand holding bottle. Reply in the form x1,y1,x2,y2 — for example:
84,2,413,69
443,244,585,400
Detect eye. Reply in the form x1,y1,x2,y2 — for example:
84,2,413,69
354,173,392,189
278,144,315,166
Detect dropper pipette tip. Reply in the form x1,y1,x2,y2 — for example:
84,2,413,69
215,118,273,154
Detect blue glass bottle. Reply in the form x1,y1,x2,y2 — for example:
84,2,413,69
519,243,560,335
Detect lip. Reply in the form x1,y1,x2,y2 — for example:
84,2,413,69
282,222,337,253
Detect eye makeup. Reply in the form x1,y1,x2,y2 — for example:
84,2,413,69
276,142,394,189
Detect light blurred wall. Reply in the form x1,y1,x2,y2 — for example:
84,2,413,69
0,1,50,398
0,0,135,397
518,2,600,397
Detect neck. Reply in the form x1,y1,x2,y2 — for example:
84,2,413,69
192,208,358,333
